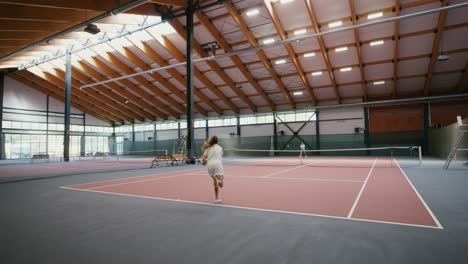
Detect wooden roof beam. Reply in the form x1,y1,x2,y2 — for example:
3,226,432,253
262,0,317,106
423,0,449,96
168,18,257,113
348,0,368,101
303,0,341,103
77,54,176,118
204,0,437,28
119,37,209,116
155,34,239,114
150,0,186,7
28,66,138,122
10,73,114,124
71,58,168,119
195,9,276,111
99,44,186,116
49,66,156,121
127,35,220,115
224,2,295,110
16,70,124,123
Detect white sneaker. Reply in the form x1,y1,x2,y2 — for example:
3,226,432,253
214,199,223,204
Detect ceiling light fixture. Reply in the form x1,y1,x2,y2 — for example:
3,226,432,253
437,54,450,61
293,91,303,95
263,38,275,44
328,20,343,28
370,40,384,46
335,46,348,52
280,0,294,4
311,71,323,76
246,9,260,16
368,12,383,20
275,59,286,65
373,81,385,85
340,67,352,72
294,28,307,35
304,52,316,57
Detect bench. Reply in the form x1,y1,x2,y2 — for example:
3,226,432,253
151,154,175,168
32,154,50,163
172,154,187,166
151,154,187,168
32,154,49,159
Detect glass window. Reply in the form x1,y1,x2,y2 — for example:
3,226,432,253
39,123,47,130
263,115,274,123
194,120,206,128
31,122,41,130
4,134,12,159
48,135,64,158
223,118,237,126
21,122,31,130
296,112,306,121
20,134,31,158
11,134,21,159
285,113,296,122
70,136,81,157
240,116,255,125
12,121,22,129
2,120,12,129
85,136,109,155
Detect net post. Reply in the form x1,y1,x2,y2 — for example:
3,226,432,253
418,146,422,167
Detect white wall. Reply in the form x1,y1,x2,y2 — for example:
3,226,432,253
181,128,207,140
241,124,274,137
157,130,178,140
320,107,364,120
209,126,236,138
319,107,364,135
3,76,109,126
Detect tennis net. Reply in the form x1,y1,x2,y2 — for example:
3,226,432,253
223,146,422,168
74,149,169,164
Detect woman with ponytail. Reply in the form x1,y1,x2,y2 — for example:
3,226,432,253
201,135,224,204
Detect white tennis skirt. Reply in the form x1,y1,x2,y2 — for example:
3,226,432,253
207,160,224,176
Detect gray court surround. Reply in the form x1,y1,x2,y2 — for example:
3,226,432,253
0,160,467,264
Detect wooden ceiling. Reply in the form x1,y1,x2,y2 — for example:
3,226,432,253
1,0,468,125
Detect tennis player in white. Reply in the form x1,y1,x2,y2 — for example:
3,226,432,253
300,142,307,157
201,136,224,204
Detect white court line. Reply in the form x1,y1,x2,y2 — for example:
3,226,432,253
181,174,364,183
393,158,443,229
60,186,443,230
261,165,306,178
86,172,194,190
347,158,377,218
63,160,274,190
63,167,206,189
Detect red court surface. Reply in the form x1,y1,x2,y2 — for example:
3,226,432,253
62,158,442,229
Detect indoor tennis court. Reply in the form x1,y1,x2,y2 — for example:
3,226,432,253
62,157,441,229
1,0,468,264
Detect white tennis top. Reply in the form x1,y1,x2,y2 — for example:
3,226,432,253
300,143,305,150
204,144,223,162
204,144,224,176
